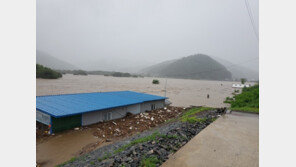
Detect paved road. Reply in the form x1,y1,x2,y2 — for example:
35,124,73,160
161,112,259,167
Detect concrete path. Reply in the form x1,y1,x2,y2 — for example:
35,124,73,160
161,112,259,167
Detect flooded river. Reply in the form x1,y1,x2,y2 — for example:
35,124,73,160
36,74,243,166
37,74,240,107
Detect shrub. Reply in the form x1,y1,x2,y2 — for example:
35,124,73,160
152,79,159,84
228,85,259,113
241,78,247,84
231,85,259,108
36,64,62,79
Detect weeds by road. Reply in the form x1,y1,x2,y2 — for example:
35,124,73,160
224,84,259,114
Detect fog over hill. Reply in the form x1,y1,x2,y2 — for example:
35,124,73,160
37,0,258,74
213,56,259,81
36,50,79,70
37,50,258,81
141,54,232,81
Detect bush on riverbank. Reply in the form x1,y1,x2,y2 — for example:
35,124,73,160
36,64,62,79
73,70,88,75
152,79,159,84
226,84,259,113
57,70,143,78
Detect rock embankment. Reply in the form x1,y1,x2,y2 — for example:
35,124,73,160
62,108,226,167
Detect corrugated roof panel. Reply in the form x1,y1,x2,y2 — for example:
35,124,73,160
36,91,166,118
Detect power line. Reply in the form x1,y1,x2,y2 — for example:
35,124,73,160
244,0,259,40
164,78,167,97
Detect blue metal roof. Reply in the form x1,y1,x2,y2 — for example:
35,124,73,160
36,91,167,118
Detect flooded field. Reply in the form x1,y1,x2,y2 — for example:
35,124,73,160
36,74,246,167
37,74,241,107
37,129,98,167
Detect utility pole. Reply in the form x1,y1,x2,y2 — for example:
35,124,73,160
164,78,167,97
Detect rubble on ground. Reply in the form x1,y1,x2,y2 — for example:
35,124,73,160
36,106,184,140
63,108,226,167
90,106,184,140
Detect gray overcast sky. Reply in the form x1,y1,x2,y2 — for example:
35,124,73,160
37,0,258,72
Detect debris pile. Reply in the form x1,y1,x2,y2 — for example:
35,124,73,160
90,106,184,140
36,122,50,138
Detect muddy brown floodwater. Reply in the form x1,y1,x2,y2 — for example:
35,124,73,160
37,129,99,167
36,74,248,167
37,74,244,107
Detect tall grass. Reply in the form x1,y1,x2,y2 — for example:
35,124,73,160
227,84,259,113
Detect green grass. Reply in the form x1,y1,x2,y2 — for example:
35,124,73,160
181,117,209,123
164,134,178,139
180,107,213,123
230,107,259,114
140,156,161,167
211,117,218,122
225,84,259,113
223,97,233,104
165,118,178,124
55,157,77,167
230,85,259,108
181,117,198,123
97,152,112,162
96,132,163,162
114,132,161,154
90,161,95,165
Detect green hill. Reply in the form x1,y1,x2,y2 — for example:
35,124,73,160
36,64,62,79
141,54,232,80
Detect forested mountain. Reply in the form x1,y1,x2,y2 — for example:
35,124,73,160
141,54,232,81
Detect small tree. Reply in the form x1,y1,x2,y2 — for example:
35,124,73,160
241,78,247,84
152,79,160,84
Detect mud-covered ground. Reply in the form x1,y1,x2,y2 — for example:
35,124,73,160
60,108,226,167
37,106,186,167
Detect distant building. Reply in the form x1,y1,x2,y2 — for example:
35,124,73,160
36,91,166,133
232,84,251,88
